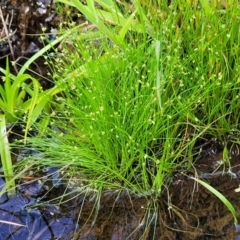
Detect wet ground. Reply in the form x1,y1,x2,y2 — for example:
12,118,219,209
1,147,240,239
0,176,76,240
0,0,60,59
0,0,62,87
68,148,240,240
1,1,240,239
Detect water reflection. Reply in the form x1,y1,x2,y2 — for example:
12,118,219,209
0,175,76,239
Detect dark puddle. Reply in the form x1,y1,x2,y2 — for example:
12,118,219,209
0,168,77,240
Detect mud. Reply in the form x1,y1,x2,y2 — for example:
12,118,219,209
69,149,240,240
3,136,240,239
160,151,240,240
0,0,60,59
2,149,240,239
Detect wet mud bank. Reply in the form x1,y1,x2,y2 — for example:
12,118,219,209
0,153,240,240
1,146,240,239
69,151,240,240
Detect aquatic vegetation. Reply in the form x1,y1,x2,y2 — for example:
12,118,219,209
191,176,238,223
0,28,79,195
12,0,240,235
0,58,48,195
0,114,14,195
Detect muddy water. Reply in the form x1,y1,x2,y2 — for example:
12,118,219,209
0,169,77,239
1,150,240,239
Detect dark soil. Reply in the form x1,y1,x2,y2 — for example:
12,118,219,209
1,149,240,239
0,0,60,59
0,0,62,86
68,149,240,240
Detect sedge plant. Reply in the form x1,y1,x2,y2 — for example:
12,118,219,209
16,0,240,234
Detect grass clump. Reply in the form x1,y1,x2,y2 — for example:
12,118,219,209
17,0,240,229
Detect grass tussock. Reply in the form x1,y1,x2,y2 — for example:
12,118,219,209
14,0,240,224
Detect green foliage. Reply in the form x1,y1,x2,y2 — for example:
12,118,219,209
0,26,81,194
16,0,240,225
191,177,238,223
26,30,234,195
57,0,144,48
0,58,62,142
0,114,15,196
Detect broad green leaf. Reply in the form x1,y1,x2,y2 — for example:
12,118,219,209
23,78,40,143
59,0,126,48
16,89,26,108
8,74,30,115
95,0,121,12
0,85,7,102
118,9,138,42
200,0,213,15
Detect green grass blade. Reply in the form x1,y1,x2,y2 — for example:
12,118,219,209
56,0,75,6
18,25,81,76
118,9,137,42
59,0,126,48
8,74,30,116
191,177,238,223
0,160,35,197
23,78,40,143
95,0,121,13
86,0,98,22
22,84,63,143
68,0,97,22
0,114,15,196
200,0,213,15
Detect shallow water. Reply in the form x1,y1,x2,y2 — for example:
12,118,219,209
1,149,240,240
0,172,76,240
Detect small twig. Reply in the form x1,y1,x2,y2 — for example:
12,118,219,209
0,13,8,37
0,28,17,41
0,52,11,59
14,56,43,76
0,7,18,73
9,9,13,27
